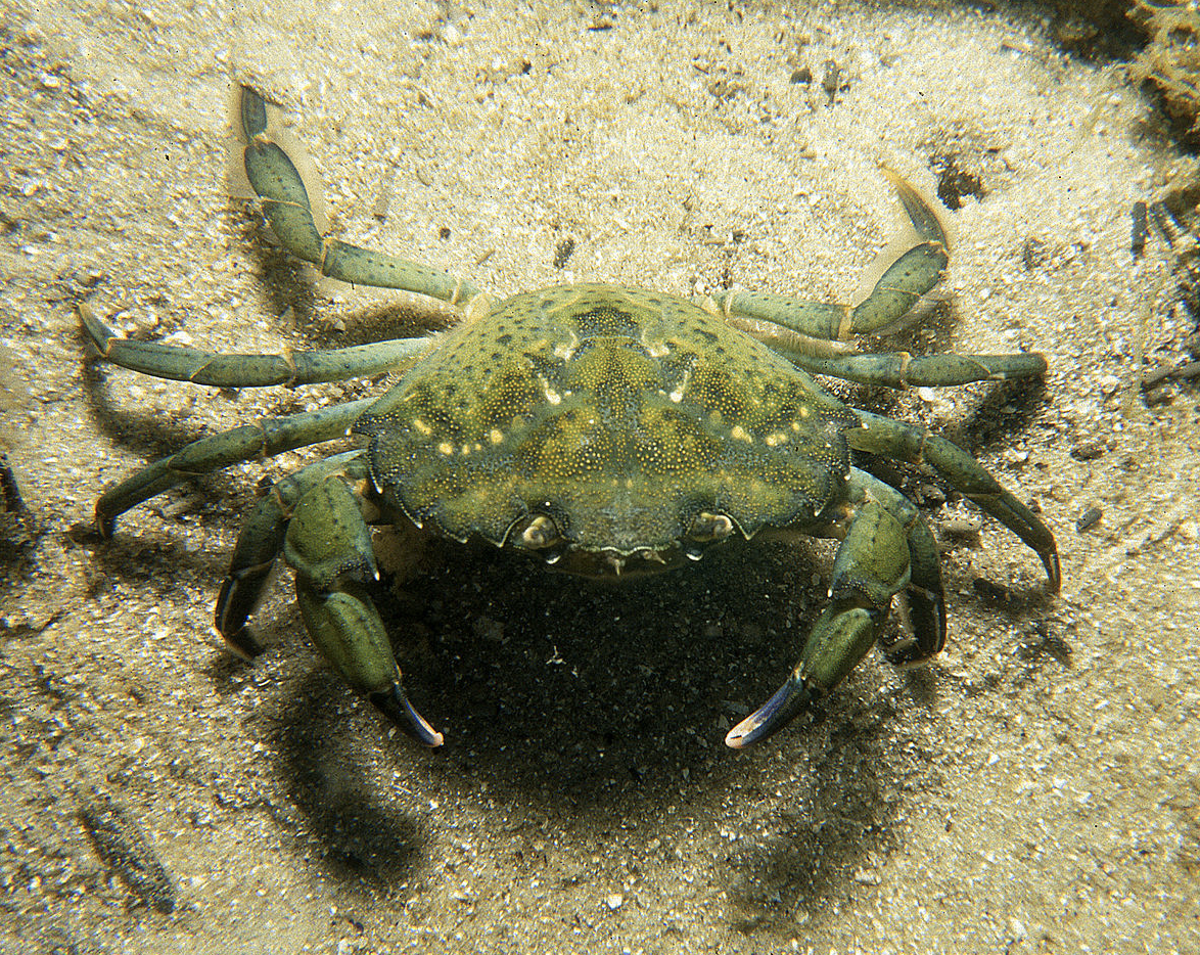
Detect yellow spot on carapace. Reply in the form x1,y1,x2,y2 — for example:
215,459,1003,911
644,336,670,358
437,441,454,455
669,368,690,403
413,418,432,436
799,406,811,418
730,425,752,443
553,331,580,361
765,432,789,448
489,428,504,444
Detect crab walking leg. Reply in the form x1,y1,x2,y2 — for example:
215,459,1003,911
236,85,482,307
726,471,924,749
81,305,430,388
284,470,443,747
771,350,1047,389
214,450,367,657
94,399,373,536
712,169,949,341
850,409,1061,591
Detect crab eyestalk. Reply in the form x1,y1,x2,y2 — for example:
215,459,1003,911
682,510,735,561
515,513,568,565
688,511,735,542
520,514,562,550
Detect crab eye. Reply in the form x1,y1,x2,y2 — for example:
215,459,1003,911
687,511,734,543
518,514,561,550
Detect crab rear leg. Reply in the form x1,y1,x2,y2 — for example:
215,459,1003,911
726,467,939,748
81,304,429,388
236,85,482,307
283,468,443,747
851,409,1060,591
769,349,1048,389
712,168,949,341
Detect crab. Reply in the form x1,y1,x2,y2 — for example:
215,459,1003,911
80,85,1059,750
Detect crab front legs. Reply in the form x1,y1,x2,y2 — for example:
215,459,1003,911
850,410,1061,590
216,451,443,747
725,468,944,748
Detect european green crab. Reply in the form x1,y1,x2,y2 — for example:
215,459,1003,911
81,86,1059,750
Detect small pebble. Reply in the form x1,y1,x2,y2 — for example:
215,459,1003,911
1070,440,1106,461
1009,917,1028,943
1076,506,1102,532
940,518,981,539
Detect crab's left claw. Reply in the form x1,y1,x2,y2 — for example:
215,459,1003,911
725,605,881,748
726,471,943,749
286,474,443,747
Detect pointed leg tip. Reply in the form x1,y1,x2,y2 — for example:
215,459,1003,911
1045,551,1062,594
724,711,778,749
94,512,115,540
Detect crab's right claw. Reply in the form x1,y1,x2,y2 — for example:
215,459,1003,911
295,578,444,748
288,475,444,747
725,606,879,748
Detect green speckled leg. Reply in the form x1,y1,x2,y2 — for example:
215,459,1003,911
768,349,1048,388
80,304,429,387
851,409,1060,591
712,168,949,340
236,85,481,306
93,398,373,536
215,450,367,657
285,471,442,747
710,170,1052,392
726,467,933,748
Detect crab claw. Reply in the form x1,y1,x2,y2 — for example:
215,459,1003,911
287,476,445,747
725,604,882,748
725,677,821,749
727,493,907,748
369,684,445,748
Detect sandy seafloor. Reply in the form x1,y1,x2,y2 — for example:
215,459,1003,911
2,0,1198,952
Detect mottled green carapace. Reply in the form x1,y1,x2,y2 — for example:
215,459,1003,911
358,284,857,562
